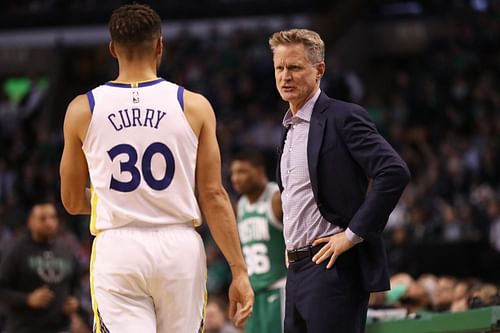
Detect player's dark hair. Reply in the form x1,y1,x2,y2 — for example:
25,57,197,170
233,150,266,169
108,4,162,45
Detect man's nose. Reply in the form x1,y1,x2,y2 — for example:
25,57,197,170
282,70,292,81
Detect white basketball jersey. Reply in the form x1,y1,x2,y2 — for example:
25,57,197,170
82,78,201,235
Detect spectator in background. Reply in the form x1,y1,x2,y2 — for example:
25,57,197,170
0,210,14,259
368,273,429,314
0,202,82,333
432,276,458,312
450,278,480,312
468,283,500,309
0,76,49,136
487,198,500,252
417,273,439,303
205,297,241,333
206,243,232,296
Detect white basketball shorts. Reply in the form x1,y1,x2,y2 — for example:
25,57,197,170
90,224,207,333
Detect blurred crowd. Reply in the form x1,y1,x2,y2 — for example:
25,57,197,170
368,272,500,321
0,2,500,330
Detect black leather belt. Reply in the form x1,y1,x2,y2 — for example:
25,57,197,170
287,244,325,263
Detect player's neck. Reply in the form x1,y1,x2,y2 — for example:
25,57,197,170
115,62,158,83
246,182,267,204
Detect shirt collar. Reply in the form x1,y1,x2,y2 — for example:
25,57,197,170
282,89,321,127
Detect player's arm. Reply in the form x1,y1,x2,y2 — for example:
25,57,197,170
271,190,283,223
60,95,91,215
184,90,253,327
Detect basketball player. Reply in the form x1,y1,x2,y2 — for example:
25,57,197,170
59,4,253,333
231,151,287,333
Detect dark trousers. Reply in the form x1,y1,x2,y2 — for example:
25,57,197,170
284,248,369,333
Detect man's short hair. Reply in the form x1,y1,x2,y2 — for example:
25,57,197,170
108,4,162,45
269,28,325,64
233,150,266,169
29,201,56,215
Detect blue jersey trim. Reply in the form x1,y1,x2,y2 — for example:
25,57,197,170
103,78,165,88
103,82,130,88
177,86,185,112
138,78,164,87
86,90,95,113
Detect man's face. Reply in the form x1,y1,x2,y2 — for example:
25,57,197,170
204,302,226,332
230,160,261,195
29,204,58,243
273,43,324,108
433,277,456,310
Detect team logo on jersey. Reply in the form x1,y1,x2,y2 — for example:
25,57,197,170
28,251,72,284
132,91,140,103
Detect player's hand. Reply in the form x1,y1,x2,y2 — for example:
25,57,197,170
311,231,355,269
27,286,54,308
228,272,254,328
63,296,80,315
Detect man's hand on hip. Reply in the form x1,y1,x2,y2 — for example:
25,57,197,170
312,231,355,269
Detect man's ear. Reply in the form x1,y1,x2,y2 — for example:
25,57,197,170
109,41,118,59
316,62,325,81
156,36,163,56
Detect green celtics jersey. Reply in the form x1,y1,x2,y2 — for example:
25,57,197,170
237,182,287,292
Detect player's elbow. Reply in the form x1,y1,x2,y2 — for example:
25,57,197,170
61,189,86,215
61,196,81,215
198,185,227,208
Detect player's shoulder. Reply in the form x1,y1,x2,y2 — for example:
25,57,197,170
184,89,213,111
182,89,216,136
267,182,280,194
237,195,248,209
70,93,88,106
263,182,279,200
67,94,91,114
63,93,92,140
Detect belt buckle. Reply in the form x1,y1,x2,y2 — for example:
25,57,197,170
287,248,298,263
288,245,312,263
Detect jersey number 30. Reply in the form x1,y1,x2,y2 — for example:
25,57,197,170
107,142,175,192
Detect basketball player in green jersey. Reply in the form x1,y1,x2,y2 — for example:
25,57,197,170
231,151,287,333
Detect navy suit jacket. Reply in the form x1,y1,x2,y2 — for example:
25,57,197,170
277,92,410,292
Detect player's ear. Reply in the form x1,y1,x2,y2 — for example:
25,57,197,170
109,41,118,59
156,36,163,56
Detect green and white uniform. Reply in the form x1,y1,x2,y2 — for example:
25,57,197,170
237,182,287,333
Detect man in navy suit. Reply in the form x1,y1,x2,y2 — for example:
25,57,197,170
269,29,410,333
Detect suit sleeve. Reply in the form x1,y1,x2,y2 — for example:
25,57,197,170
0,245,29,309
340,105,410,240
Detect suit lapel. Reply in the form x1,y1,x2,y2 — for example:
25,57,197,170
307,92,329,198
